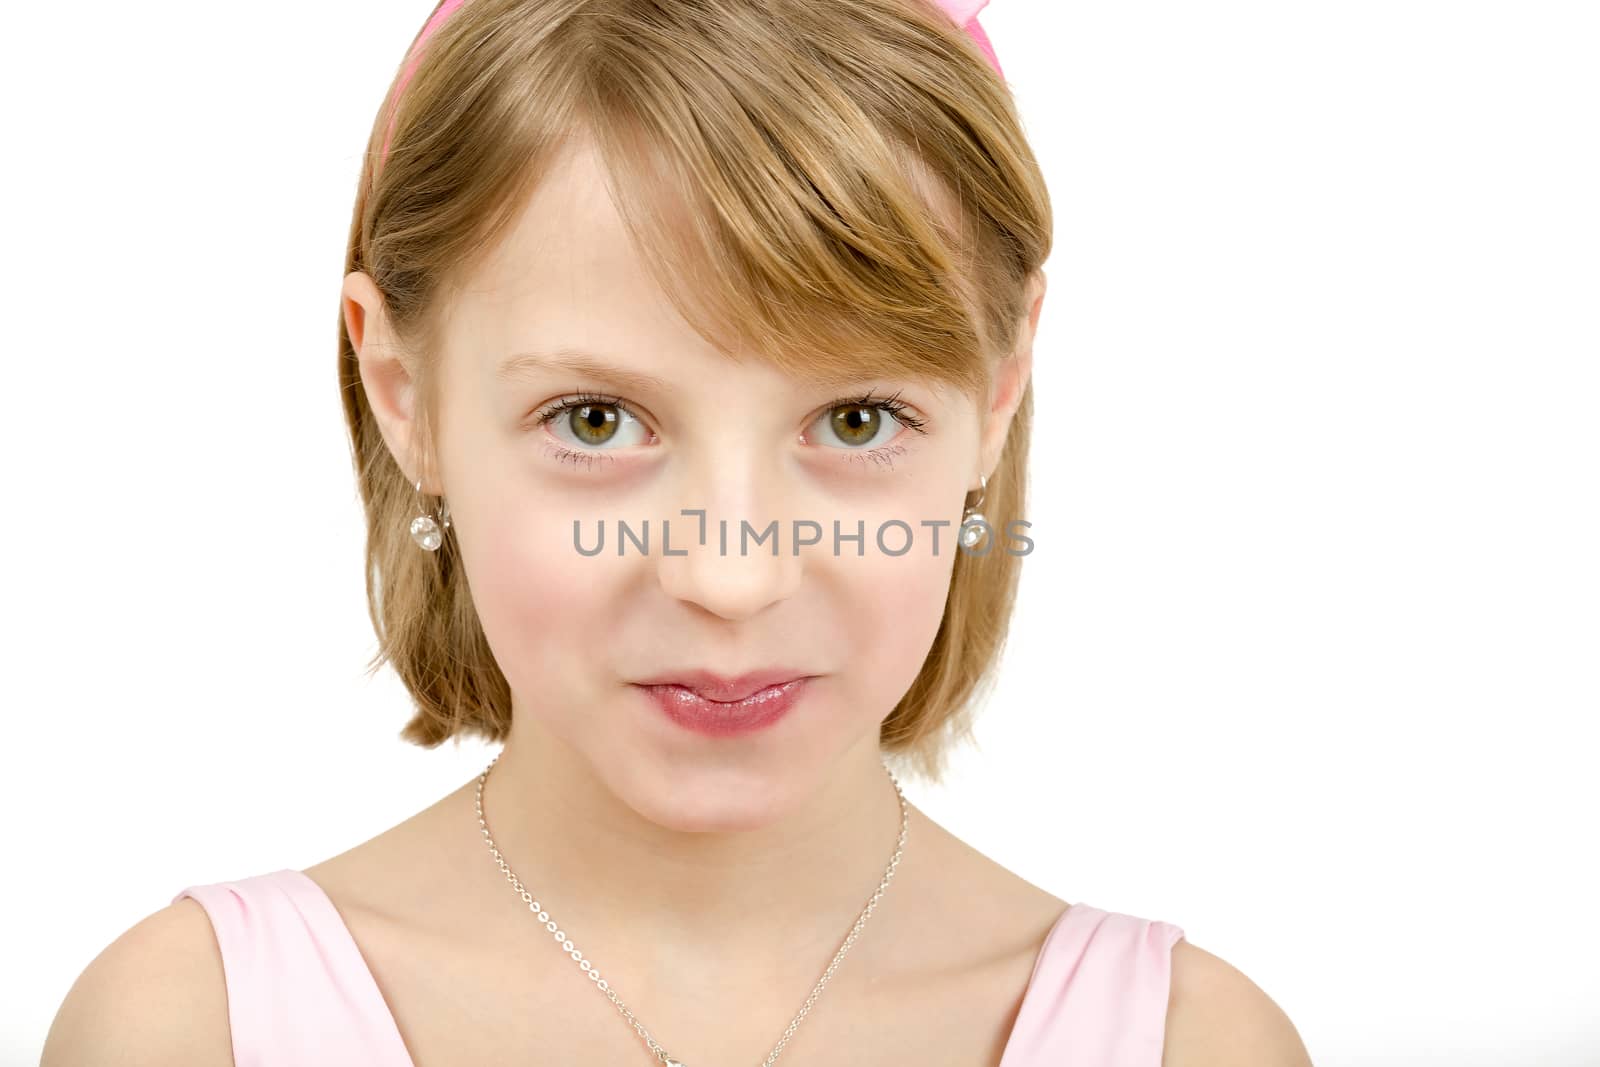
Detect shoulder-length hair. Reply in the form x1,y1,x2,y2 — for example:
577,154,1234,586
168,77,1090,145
338,0,1052,785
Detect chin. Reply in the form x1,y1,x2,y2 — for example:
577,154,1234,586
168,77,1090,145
602,757,797,833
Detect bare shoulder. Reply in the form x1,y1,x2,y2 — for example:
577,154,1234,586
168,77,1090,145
1161,939,1314,1067
40,897,234,1067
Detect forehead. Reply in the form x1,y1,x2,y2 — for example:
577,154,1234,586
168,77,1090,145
445,140,873,392
438,131,986,404
452,137,688,350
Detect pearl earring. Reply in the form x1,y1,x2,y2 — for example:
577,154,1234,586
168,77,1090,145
409,477,451,551
959,474,989,549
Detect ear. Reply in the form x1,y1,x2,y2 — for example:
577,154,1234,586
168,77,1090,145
342,271,434,492
976,267,1047,483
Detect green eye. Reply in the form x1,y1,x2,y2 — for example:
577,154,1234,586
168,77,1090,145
531,388,930,472
567,402,621,446
827,403,894,448
811,391,927,450
536,392,650,453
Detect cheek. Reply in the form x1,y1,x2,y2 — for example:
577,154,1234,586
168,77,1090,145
452,492,603,703
443,446,968,752
823,491,966,728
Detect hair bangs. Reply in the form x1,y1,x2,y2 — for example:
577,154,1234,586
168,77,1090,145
575,13,994,395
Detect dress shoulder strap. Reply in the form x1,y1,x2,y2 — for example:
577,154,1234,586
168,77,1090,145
172,868,413,1067
1002,903,1187,1067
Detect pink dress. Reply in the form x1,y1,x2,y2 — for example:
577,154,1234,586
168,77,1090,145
173,869,1185,1066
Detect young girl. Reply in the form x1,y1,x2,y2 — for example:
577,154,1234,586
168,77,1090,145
46,1,1311,1064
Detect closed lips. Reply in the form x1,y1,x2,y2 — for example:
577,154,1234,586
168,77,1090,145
632,669,813,702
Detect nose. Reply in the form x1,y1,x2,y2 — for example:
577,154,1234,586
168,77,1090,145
655,458,804,622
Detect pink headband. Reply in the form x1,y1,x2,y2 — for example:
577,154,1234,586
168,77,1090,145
379,0,1003,166
933,0,1004,79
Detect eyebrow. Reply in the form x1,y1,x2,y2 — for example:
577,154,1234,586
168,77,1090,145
494,344,910,396
493,347,675,395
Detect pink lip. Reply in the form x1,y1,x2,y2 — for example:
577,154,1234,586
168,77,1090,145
635,677,813,738
632,668,813,703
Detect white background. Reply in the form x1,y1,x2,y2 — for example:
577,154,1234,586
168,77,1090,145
3,2,1596,1064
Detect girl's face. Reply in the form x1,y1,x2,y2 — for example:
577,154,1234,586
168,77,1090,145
363,137,1036,831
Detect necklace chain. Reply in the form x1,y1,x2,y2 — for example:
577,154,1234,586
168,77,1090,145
474,753,910,1067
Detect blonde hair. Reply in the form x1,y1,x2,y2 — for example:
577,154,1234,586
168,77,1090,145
338,0,1052,785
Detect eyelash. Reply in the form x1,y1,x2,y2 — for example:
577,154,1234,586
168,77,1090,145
532,390,929,471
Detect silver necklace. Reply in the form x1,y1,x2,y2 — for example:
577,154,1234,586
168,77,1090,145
474,753,910,1066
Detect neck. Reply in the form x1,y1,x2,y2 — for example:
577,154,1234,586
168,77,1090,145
472,713,912,972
